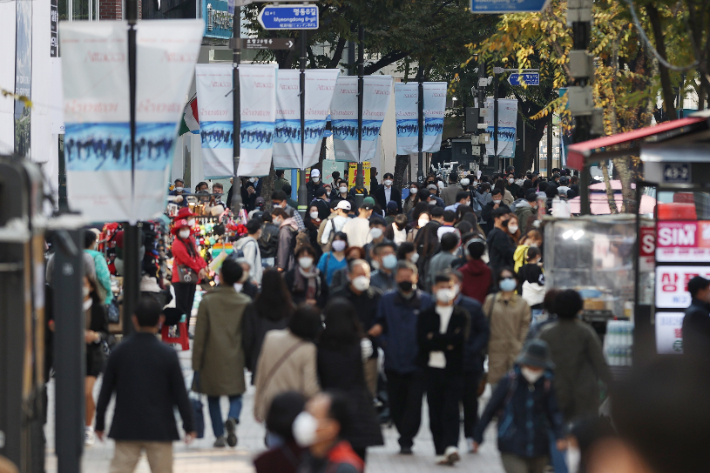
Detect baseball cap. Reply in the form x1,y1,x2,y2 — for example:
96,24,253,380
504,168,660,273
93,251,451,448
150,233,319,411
360,201,374,210
311,169,321,177
315,187,326,197
386,201,398,210
335,200,351,211
687,276,710,297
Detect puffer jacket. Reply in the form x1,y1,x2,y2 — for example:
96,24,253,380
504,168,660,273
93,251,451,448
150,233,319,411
483,293,531,384
474,366,565,458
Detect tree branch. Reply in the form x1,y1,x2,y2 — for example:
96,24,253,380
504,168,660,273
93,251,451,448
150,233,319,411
364,51,410,75
326,38,347,69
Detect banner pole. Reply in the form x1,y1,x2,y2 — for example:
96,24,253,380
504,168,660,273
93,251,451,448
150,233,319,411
417,72,424,184
354,25,365,205
231,6,243,213
297,30,307,215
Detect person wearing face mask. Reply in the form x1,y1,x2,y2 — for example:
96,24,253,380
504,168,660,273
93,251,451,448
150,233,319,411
370,262,433,455
396,241,419,265
342,202,374,249
519,247,545,321
306,169,324,204
171,217,208,337
233,219,263,285
473,340,566,473
494,179,515,207
192,259,251,448
507,173,521,198
385,214,408,246
234,258,260,299
332,180,349,201
483,268,531,388
319,200,351,252
426,232,460,292
444,190,472,214
332,260,383,397
403,183,420,215
481,188,510,235
311,187,330,220
416,273,470,465
374,172,402,214
407,203,431,243
273,208,299,272
284,245,329,308
293,392,365,473
516,192,539,234
305,204,325,260
254,392,306,473
363,218,391,264
369,242,398,293
169,178,189,207
317,232,349,286
271,191,305,231
487,208,516,276
440,173,463,207
459,239,493,304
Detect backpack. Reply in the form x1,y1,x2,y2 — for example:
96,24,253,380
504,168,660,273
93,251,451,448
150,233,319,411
317,218,336,253
258,224,279,258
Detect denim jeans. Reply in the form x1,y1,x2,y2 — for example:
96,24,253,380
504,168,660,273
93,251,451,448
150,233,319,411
207,395,242,438
549,431,567,473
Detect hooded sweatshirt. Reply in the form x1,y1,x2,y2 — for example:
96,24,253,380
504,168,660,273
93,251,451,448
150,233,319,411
460,259,493,304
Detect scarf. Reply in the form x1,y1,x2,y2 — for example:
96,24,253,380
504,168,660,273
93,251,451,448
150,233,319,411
294,266,319,301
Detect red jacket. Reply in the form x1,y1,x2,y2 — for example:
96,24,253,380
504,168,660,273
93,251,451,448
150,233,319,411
460,259,492,304
171,236,207,283
326,441,364,473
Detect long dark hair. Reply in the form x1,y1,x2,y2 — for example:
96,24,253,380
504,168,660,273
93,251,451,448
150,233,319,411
255,268,294,322
319,298,364,351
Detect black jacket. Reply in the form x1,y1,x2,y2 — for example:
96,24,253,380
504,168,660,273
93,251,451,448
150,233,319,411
258,222,280,259
311,198,330,220
306,180,324,204
332,284,383,358
416,304,470,375
317,343,384,449
95,333,193,440
456,295,489,373
487,227,516,276
374,186,402,214
482,203,511,234
284,268,329,309
683,298,710,360
242,302,291,377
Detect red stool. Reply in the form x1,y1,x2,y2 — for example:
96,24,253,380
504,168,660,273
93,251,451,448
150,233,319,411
161,316,190,351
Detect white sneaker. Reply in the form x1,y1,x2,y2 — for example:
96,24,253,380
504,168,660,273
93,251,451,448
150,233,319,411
444,446,461,465
466,438,475,453
435,455,449,465
85,427,95,447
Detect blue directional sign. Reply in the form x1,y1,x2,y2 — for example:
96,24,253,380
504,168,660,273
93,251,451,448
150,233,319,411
471,0,550,13
258,4,319,30
508,73,540,86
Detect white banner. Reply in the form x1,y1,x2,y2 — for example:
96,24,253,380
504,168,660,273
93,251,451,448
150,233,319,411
395,82,418,155
303,69,339,169
273,69,301,169
332,75,392,163
238,64,277,176
656,312,685,354
134,20,203,219
655,265,710,308
484,98,518,158
422,82,446,153
196,64,233,178
60,21,132,222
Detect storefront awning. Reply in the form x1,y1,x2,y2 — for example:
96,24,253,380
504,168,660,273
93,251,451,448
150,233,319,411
567,116,708,171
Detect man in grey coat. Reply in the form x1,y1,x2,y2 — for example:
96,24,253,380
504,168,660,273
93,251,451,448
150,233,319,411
192,259,251,448
440,173,463,207
426,232,460,292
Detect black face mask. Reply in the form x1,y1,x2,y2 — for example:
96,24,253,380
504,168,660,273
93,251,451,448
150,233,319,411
398,281,413,292
500,219,510,228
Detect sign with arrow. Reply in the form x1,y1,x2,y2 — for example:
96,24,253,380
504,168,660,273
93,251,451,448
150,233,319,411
258,4,319,30
508,72,540,86
470,0,551,13
229,37,296,50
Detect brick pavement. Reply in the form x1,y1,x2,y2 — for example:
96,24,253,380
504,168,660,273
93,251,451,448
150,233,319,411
45,344,506,473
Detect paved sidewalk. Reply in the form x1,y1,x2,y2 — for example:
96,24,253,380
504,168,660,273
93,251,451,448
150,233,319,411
45,345,505,473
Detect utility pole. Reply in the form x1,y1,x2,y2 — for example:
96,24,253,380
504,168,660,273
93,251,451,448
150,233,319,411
231,4,243,214
297,30,308,214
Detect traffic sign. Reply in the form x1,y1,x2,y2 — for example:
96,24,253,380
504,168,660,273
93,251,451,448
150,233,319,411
229,37,296,50
508,72,540,86
470,0,551,13
258,4,319,30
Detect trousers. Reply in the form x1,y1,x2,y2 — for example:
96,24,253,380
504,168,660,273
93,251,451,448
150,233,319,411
363,358,379,398
426,368,464,455
500,454,548,473
110,441,173,473
172,282,197,329
207,395,243,438
462,370,484,439
385,369,425,449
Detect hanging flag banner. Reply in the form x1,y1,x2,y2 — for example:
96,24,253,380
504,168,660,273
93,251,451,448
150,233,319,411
273,69,301,169
302,69,340,169
422,82,446,153
238,63,278,176
333,76,392,163
134,20,203,219
60,21,132,222
484,97,518,158
394,82,419,155
196,63,234,178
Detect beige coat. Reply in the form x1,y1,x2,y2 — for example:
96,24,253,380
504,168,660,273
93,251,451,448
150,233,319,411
192,286,251,396
253,329,320,422
483,293,531,384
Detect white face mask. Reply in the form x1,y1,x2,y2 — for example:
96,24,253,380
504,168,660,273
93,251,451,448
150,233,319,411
410,188,418,195
175,186,184,192
310,211,320,220
409,252,419,264
273,217,283,225
331,240,347,252
187,218,195,227
508,178,514,184
529,242,539,248
508,224,519,234
521,366,544,384
566,446,580,473
250,177,258,183
428,200,437,206
493,199,502,205
298,257,314,269
339,186,348,193
312,177,320,183
418,218,429,228
352,275,370,292
436,288,455,304
370,228,383,240
460,179,470,186
233,283,243,293
179,229,191,239
83,298,93,312
384,179,393,187
465,200,471,206
292,412,318,447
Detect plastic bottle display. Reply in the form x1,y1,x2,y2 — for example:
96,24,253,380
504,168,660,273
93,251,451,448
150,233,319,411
604,320,634,367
